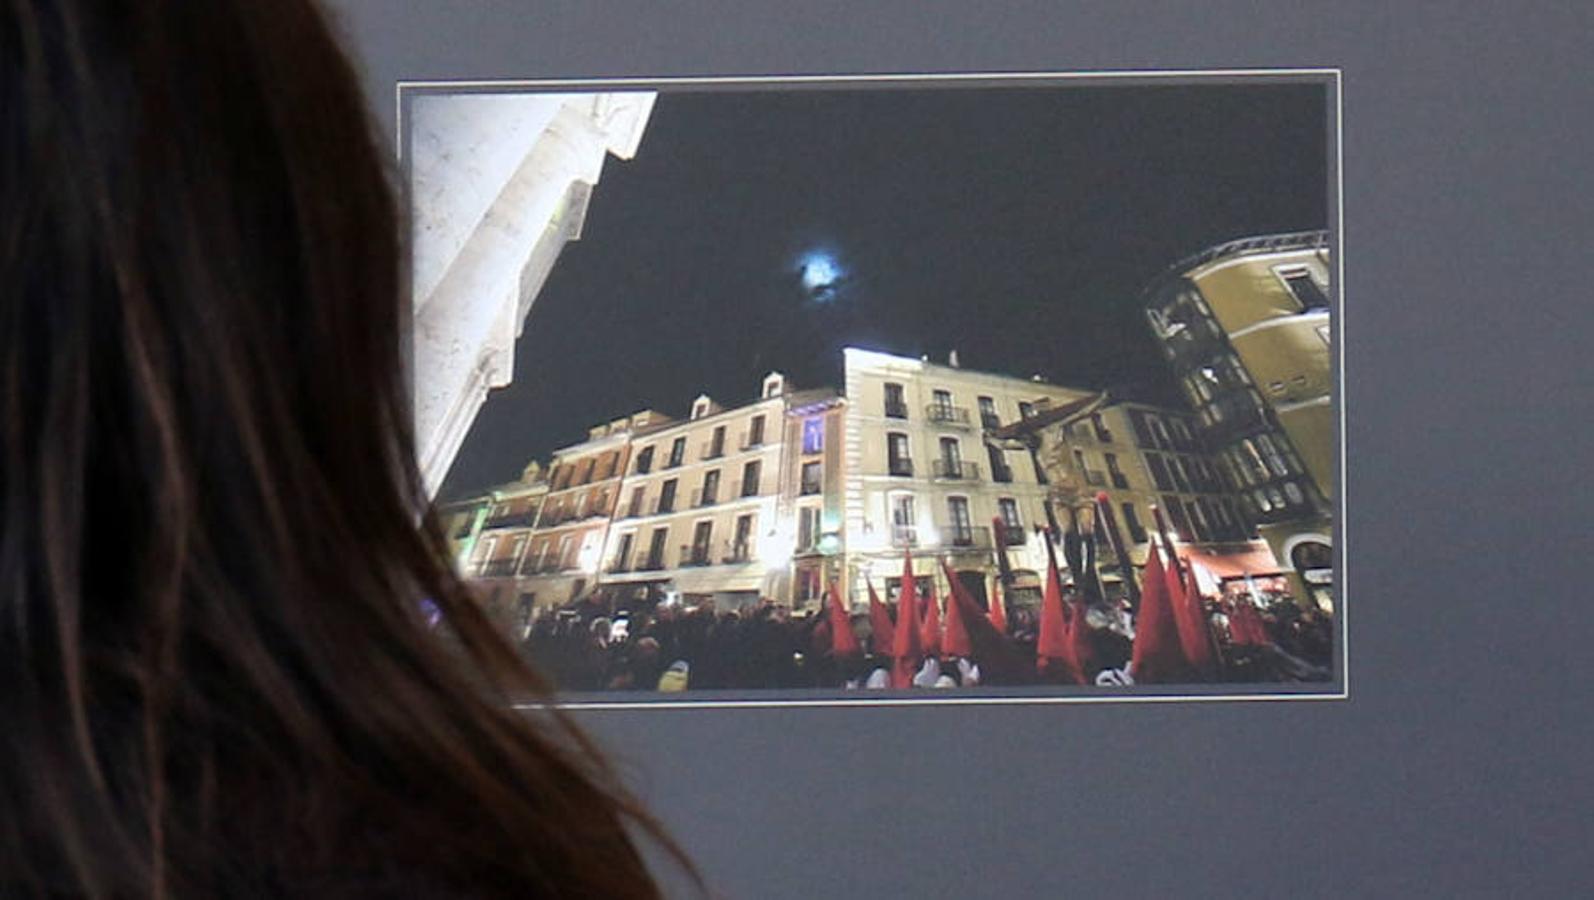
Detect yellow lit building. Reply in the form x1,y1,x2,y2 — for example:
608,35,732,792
1145,231,1334,609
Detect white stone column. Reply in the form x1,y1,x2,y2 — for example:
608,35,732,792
408,91,656,496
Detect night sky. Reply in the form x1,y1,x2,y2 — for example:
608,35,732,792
437,80,1328,500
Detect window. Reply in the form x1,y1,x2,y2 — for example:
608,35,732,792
1163,496,1193,542
1277,266,1329,311
1147,455,1173,490
658,478,678,513
627,486,644,518
700,470,720,506
1091,413,1113,443
732,514,754,561
473,535,499,573
938,438,964,479
597,451,618,480
611,533,633,573
887,432,913,477
890,495,917,546
1150,417,1172,450
707,425,726,459
932,389,953,413
667,436,686,468
1170,457,1191,493
800,461,822,495
978,396,999,429
1018,401,1036,419
802,417,824,454
798,506,821,551
556,534,574,569
747,414,765,447
1129,411,1155,448
645,528,669,570
1187,500,1211,542
741,459,761,497
1105,452,1128,489
884,383,907,419
1284,481,1306,506
1121,503,1147,543
1029,447,1049,484
987,444,1012,483
634,445,654,474
575,458,594,485
1256,433,1293,478
998,497,1022,532
690,521,713,565
947,497,974,546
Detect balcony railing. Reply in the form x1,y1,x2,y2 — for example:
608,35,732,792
926,404,971,427
605,560,630,575
1110,472,1130,489
652,496,677,515
480,559,520,578
800,478,822,496
891,525,918,547
931,460,981,481
736,478,759,498
999,524,1028,546
884,400,909,419
723,541,753,564
991,464,1014,484
637,557,665,572
980,412,1003,430
944,525,992,550
888,458,915,478
1083,469,1107,487
691,488,719,508
679,544,713,568
700,444,726,461
483,511,537,529
739,432,765,451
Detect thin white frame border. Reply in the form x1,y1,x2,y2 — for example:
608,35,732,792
395,67,1348,711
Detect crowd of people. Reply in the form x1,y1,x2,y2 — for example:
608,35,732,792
515,586,1335,694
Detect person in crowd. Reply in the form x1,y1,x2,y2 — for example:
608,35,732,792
1,2,695,894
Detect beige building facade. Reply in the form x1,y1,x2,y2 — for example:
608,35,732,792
596,373,800,610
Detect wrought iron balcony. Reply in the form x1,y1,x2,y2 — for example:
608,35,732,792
722,540,753,565
679,544,713,568
739,432,765,451
483,510,537,529
884,400,909,419
931,459,981,481
888,458,915,478
980,412,1003,430
1083,469,1107,487
691,488,719,508
944,525,992,550
480,559,520,578
926,404,971,427
1111,472,1131,489
891,525,918,547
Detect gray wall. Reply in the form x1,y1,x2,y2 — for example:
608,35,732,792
330,2,1594,895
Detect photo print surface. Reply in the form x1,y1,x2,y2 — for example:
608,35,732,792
403,73,1342,706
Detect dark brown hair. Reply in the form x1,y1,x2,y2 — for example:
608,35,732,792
1,1,689,895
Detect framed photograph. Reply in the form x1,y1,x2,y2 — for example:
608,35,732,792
400,71,1342,707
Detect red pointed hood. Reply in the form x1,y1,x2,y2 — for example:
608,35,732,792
867,580,894,654
891,551,924,689
921,581,943,658
1168,560,1214,677
941,571,973,658
988,580,1009,634
1131,546,1188,683
826,582,861,659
